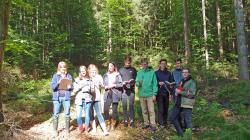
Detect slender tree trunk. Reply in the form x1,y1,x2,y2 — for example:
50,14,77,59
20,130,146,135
183,0,190,63
108,14,112,52
216,0,223,58
202,0,209,68
234,0,249,80
0,0,11,122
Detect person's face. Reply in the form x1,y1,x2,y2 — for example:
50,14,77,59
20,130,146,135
141,62,148,69
160,61,167,70
124,60,131,67
108,63,115,72
89,68,96,77
80,68,87,77
176,61,182,69
59,65,67,74
182,69,190,78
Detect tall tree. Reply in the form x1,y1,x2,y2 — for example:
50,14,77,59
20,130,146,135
202,0,209,68
234,0,249,80
0,0,11,122
183,0,190,63
216,0,223,58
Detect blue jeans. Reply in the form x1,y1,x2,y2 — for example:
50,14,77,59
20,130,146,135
53,97,70,119
76,99,86,126
92,101,105,124
85,102,92,126
122,92,135,122
86,101,105,125
170,106,192,136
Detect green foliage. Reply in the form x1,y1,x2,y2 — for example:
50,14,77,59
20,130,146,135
218,81,250,116
199,121,250,140
193,97,225,127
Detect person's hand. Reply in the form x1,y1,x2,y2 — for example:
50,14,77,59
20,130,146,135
110,84,116,88
175,88,181,94
152,95,156,103
185,90,190,96
159,82,164,86
169,95,173,101
170,85,174,89
58,78,62,84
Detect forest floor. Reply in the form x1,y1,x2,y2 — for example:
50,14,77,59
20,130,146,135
1,80,250,140
5,102,173,140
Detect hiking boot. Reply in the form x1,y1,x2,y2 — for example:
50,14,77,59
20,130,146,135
142,124,150,129
105,120,111,131
78,124,84,133
111,120,117,131
65,117,70,138
52,118,58,138
85,125,90,133
130,122,136,128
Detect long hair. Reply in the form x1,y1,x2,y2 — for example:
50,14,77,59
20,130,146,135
108,62,117,72
57,61,67,74
88,64,99,77
79,65,89,78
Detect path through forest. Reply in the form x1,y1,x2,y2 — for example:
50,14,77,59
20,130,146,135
12,107,127,140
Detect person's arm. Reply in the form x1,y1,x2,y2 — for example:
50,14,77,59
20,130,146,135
135,71,142,87
51,74,59,91
179,80,196,97
67,74,73,91
114,74,123,89
152,72,158,96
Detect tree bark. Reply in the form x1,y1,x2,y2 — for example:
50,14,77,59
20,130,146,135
216,0,223,58
0,0,11,122
202,0,209,68
108,14,112,53
234,0,249,80
183,0,190,63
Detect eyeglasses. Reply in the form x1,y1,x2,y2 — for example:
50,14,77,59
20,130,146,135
182,71,189,73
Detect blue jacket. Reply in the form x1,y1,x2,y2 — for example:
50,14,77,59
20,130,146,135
155,69,173,95
172,68,183,85
51,73,73,101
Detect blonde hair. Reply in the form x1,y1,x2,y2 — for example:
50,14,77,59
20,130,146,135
57,61,67,74
88,64,99,76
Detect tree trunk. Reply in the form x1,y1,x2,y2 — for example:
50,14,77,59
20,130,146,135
183,0,190,63
0,0,11,122
234,0,249,80
107,14,112,52
202,0,209,68
216,0,223,58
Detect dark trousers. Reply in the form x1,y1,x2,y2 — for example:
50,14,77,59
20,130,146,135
122,92,135,122
170,106,192,136
104,96,118,121
157,93,169,125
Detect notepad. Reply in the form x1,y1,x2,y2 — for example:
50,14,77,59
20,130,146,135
58,78,72,90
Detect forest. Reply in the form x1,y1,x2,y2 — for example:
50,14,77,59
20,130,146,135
0,0,249,139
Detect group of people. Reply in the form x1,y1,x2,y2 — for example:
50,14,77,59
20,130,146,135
50,56,196,138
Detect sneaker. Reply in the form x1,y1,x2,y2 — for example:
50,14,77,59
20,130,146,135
130,122,136,128
103,131,109,136
150,125,157,131
142,124,150,129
